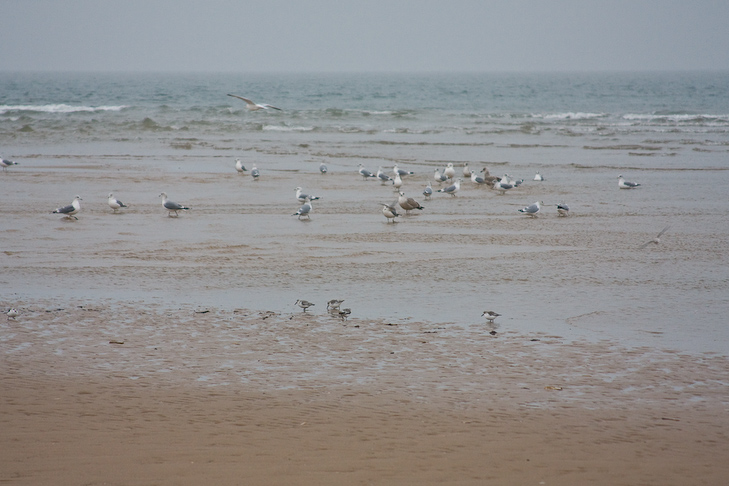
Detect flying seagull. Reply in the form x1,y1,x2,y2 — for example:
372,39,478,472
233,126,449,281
52,195,82,220
227,94,282,111
639,225,671,249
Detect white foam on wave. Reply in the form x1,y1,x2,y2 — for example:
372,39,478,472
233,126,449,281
623,113,729,123
0,104,127,114
262,125,314,132
542,112,607,120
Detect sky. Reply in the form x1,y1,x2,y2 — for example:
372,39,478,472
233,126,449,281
2,0,729,73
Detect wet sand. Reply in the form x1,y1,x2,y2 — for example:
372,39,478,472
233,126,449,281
2,154,729,484
2,303,728,485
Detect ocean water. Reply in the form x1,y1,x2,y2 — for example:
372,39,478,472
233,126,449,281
2,71,729,355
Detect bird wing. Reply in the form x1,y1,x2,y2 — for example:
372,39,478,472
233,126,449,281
227,94,255,106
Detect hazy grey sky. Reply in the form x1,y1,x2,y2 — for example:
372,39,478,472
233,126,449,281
3,0,728,73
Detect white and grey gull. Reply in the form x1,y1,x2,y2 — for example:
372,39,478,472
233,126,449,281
52,195,82,220
159,192,189,217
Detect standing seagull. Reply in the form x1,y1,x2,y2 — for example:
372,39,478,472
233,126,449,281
295,187,320,203
295,299,315,312
534,172,545,181
639,225,671,249
159,192,190,217
393,164,414,177
382,204,400,223
434,168,448,184
556,202,570,217
423,181,433,199
376,166,392,184
443,163,456,180
7,308,19,320
462,163,472,178
518,201,543,218
293,198,313,220
618,174,641,189
493,178,514,195
437,178,461,196
398,191,424,213
251,165,260,180
107,193,128,213
358,163,376,180
235,158,248,173
319,162,328,174
1,157,19,172
227,94,282,111
52,195,82,220
392,172,403,190
470,170,488,186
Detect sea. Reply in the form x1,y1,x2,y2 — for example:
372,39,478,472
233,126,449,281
2,71,729,355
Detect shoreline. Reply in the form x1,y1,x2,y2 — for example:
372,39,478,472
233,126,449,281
2,301,728,485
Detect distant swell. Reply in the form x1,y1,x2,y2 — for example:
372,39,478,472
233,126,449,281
0,104,127,114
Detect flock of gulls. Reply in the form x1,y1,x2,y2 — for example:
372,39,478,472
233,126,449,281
1,94,664,328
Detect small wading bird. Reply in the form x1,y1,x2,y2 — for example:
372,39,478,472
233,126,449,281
295,299,315,312
52,195,82,220
618,174,641,189
159,192,190,217
338,308,352,321
107,193,128,213
639,225,671,249
327,299,345,310
227,94,282,111
482,310,501,324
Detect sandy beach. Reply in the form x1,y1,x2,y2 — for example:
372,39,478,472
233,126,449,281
2,151,729,484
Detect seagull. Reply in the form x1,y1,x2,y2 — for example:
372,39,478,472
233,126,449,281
235,158,248,173
52,195,82,220
295,187,321,203
534,172,545,181
327,299,345,310
6,308,19,320
480,168,500,184
159,192,189,217
639,225,671,249
470,170,488,185
443,163,456,180
493,179,514,195
376,166,392,184
227,93,282,111
358,163,376,180
434,168,448,183
107,193,128,212
556,203,570,217
251,165,260,180
293,198,312,220
398,191,424,213
462,163,472,178
382,203,400,223
1,157,19,172
618,174,641,189
392,172,403,190
295,299,315,312
319,162,328,174
423,182,433,199
393,164,414,177
482,310,501,324
437,178,461,196
518,201,543,218
338,308,352,321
